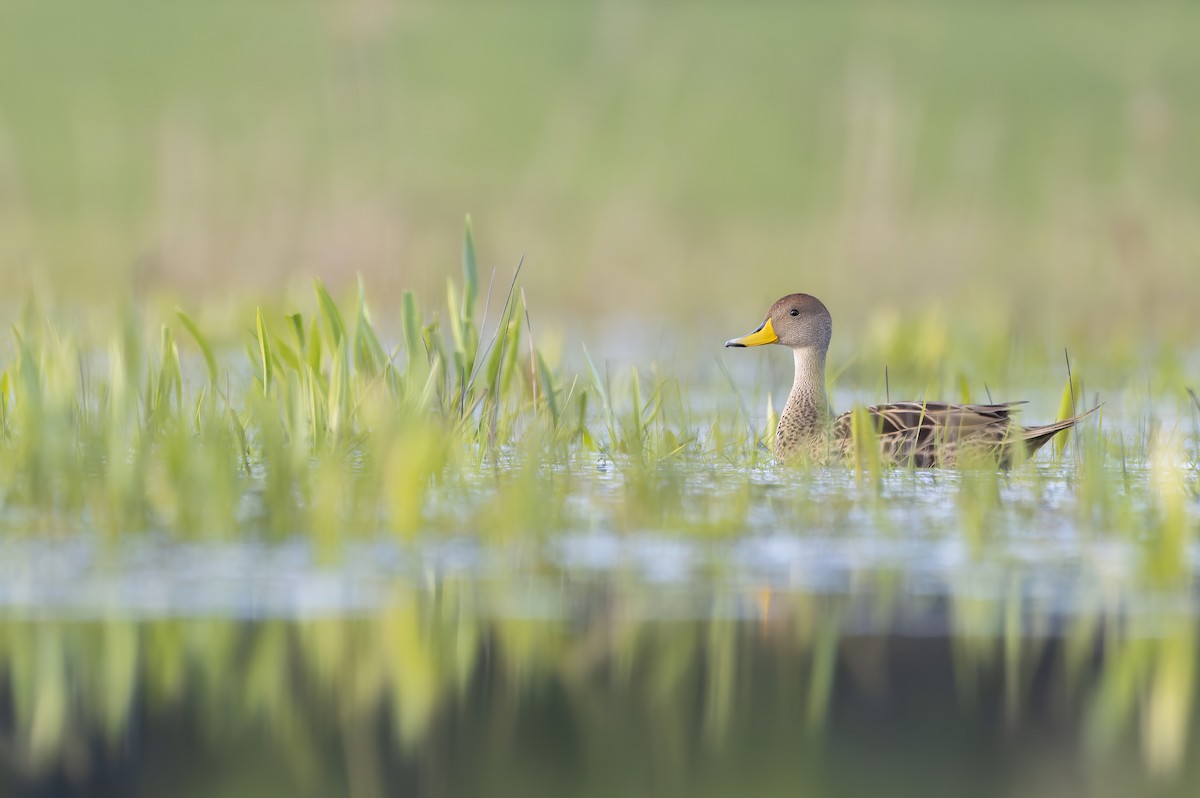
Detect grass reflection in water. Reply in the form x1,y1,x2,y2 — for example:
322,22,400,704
1,579,1199,798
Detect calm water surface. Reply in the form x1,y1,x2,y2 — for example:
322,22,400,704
2,452,1198,797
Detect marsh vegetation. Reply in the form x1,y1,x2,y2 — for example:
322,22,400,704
1,1,1199,796
0,224,1196,795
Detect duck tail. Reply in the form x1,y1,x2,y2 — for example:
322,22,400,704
1020,404,1103,455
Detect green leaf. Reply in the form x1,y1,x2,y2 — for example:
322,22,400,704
0,370,9,434
400,290,419,359
328,343,350,439
400,292,430,401
274,339,300,373
288,313,305,355
462,214,478,322
446,278,465,355
536,350,559,425
630,366,643,448
582,344,616,443
1055,374,1082,456
227,407,251,471
306,318,323,374
156,325,182,414
484,320,511,396
957,373,971,404
354,275,386,377
175,308,218,385
314,280,346,348
850,404,883,484
256,308,273,396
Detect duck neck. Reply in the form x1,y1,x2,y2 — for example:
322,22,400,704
790,345,830,419
775,346,831,453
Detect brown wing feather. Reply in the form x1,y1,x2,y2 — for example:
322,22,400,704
833,401,1096,467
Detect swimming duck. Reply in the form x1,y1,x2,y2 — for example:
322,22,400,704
725,293,1095,467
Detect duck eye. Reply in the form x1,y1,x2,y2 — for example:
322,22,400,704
789,309,800,317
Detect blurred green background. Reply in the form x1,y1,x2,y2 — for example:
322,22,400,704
1,0,1197,344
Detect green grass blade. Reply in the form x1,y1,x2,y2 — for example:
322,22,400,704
462,214,478,322
256,308,273,396
957,374,971,404
536,350,559,425
355,275,386,378
314,280,346,348
288,313,306,355
582,344,616,445
175,308,218,385
1055,374,1082,456
156,325,182,417
446,278,464,353
306,317,323,374
274,338,301,373
402,291,423,370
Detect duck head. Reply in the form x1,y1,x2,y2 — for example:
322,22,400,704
725,293,832,352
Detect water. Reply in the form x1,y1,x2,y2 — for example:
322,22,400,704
1,456,1197,796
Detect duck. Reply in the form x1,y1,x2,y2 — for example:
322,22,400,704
725,293,1096,467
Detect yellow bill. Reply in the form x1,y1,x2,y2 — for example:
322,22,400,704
724,317,779,347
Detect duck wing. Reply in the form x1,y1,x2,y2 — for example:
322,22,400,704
833,401,1027,467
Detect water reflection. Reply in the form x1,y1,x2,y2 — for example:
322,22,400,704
0,438,1195,795
3,580,1199,797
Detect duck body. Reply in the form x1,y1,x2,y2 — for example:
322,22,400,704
726,294,1095,467
827,401,1087,467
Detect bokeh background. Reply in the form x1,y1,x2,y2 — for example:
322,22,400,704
2,0,1197,347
